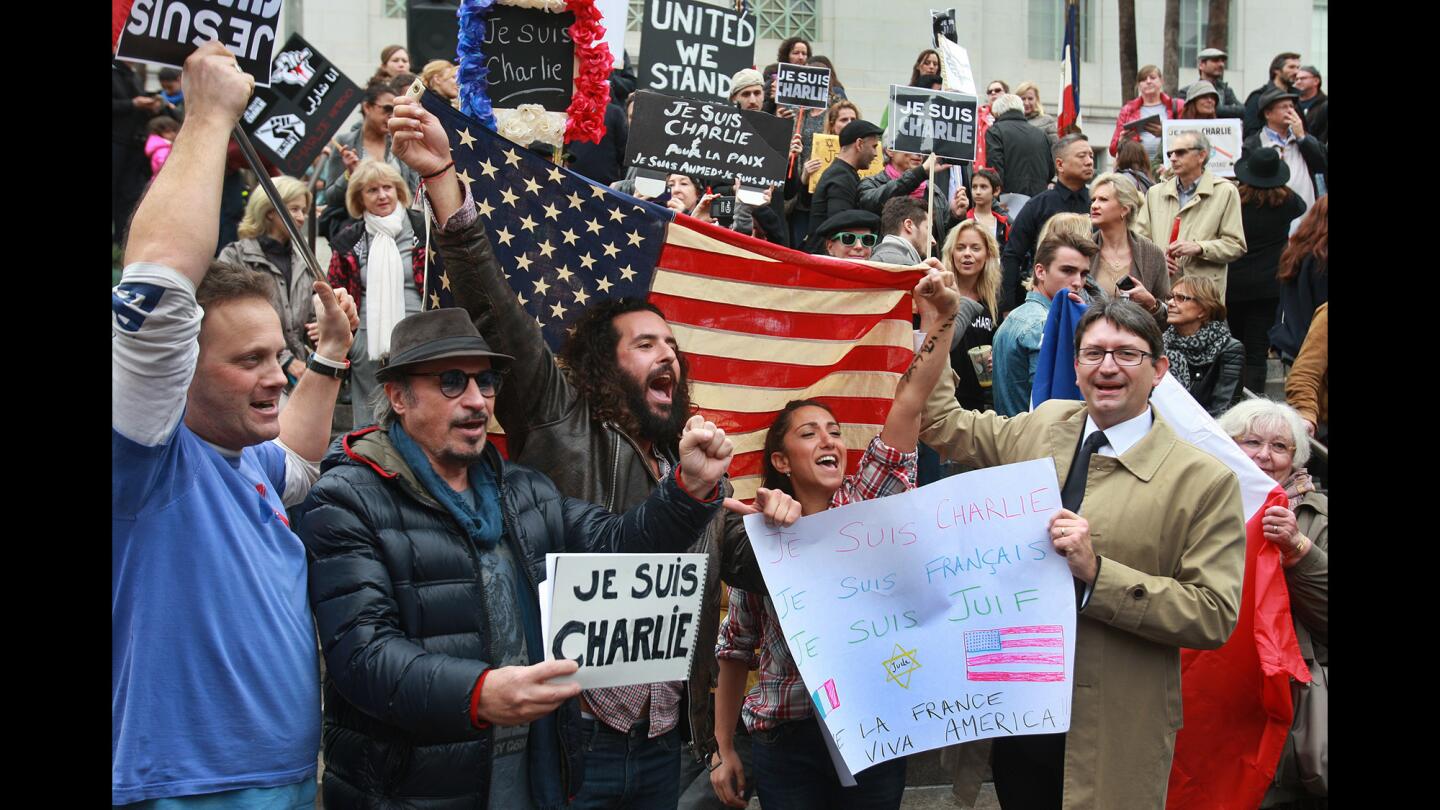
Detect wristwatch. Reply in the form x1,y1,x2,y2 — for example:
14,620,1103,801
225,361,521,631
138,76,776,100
306,354,350,379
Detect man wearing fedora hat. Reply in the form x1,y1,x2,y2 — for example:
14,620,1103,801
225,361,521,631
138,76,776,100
295,303,746,809
1244,86,1327,210
1227,147,1307,395
378,93,808,810
1176,47,1245,120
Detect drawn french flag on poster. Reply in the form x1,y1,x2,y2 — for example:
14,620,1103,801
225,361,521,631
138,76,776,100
964,625,1066,682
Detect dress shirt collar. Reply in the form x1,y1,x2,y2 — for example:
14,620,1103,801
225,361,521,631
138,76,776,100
1082,407,1154,458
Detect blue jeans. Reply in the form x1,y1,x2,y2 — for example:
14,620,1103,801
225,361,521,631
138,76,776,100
570,716,681,810
750,715,907,810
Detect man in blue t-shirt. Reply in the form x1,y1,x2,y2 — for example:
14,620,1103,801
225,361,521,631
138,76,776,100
112,43,358,808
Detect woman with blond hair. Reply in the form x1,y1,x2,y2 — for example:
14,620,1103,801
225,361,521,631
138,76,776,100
1087,172,1169,325
1163,275,1244,416
419,59,459,106
1014,80,1059,145
326,159,434,427
217,175,319,384
940,219,1002,411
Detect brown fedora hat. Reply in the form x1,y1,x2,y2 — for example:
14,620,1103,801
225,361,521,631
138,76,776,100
374,308,514,382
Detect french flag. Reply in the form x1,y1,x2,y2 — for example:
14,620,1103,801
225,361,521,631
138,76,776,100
1056,0,1082,133
1031,300,1312,809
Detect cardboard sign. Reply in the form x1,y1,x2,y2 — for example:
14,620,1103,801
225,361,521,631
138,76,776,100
807,133,886,193
1162,118,1243,178
931,8,958,44
638,0,756,101
540,553,709,689
624,91,791,188
888,85,979,162
934,33,977,95
238,34,361,176
116,0,282,86
482,5,576,110
743,459,1075,777
774,63,831,110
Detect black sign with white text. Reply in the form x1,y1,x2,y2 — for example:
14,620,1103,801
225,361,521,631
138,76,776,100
638,0,756,101
116,0,282,86
238,34,360,176
482,5,575,110
624,91,791,188
888,85,979,162
774,63,831,110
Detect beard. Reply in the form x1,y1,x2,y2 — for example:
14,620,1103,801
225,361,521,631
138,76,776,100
621,368,692,444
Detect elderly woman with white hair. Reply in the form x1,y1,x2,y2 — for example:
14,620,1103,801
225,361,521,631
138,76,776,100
1217,398,1326,804
1086,171,1169,326
326,159,432,428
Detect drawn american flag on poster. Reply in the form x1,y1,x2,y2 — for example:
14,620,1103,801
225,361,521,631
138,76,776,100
419,91,925,501
964,625,1067,682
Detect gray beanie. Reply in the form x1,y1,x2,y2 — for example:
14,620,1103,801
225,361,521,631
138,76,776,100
729,68,764,100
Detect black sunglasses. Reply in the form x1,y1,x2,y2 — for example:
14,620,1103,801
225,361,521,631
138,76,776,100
1166,147,1198,158
409,369,504,398
380,104,395,115
831,231,878,247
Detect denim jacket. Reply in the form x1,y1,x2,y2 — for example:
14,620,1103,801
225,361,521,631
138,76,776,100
992,290,1051,416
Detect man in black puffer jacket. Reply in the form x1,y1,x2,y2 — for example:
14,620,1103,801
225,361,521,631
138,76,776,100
298,307,742,809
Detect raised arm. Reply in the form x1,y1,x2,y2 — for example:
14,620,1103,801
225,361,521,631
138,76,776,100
277,282,356,461
388,94,580,450
880,263,962,452
113,44,256,450
122,43,253,286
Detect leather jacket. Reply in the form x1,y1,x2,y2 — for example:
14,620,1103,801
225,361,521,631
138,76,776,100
432,207,769,766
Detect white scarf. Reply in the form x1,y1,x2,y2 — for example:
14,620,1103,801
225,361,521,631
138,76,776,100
363,208,407,359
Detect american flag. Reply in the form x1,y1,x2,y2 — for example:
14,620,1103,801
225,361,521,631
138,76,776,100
419,92,924,500
963,625,1067,682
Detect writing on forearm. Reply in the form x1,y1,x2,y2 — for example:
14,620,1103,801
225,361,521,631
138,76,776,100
900,318,954,383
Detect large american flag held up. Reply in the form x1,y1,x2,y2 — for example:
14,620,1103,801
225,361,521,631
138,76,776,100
963,625,1067,682
420,92,925,501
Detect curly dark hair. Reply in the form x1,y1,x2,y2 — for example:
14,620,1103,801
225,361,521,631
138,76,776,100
558,297,693,441
760,399,836,497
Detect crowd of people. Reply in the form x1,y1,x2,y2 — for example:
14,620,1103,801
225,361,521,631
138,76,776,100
113,33,1328,810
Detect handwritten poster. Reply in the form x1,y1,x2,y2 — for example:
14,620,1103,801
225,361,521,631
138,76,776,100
638,0,756,101
541,553,709,689
742,459,1075,776
625,90,792,188
1162,118,1243,178
482,5,576,110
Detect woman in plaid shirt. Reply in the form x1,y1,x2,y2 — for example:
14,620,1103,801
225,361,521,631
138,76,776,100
709,267,964,809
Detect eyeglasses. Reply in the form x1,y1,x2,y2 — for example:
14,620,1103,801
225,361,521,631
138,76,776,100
987,87,1004,96
1165,147,1198,158
1237,438,1294,457
831,232,878,247
380,104,395,115
1076,347,1152,366
409,369,504,398
1166,292,1197,303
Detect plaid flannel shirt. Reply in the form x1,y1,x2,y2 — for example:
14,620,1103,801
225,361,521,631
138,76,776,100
583,447,682,738
715,435,916,731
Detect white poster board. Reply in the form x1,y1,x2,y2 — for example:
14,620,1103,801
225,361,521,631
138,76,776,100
934,35,977,95
1163,118,1243,178
742,459,1075,777
541,553,709,689
594,0,628,69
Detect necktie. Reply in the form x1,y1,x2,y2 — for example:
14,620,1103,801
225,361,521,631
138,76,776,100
1061,430,1109,605
1061,430,1109,512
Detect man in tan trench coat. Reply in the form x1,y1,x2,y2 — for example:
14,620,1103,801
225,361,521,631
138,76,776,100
920,298,1246,809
